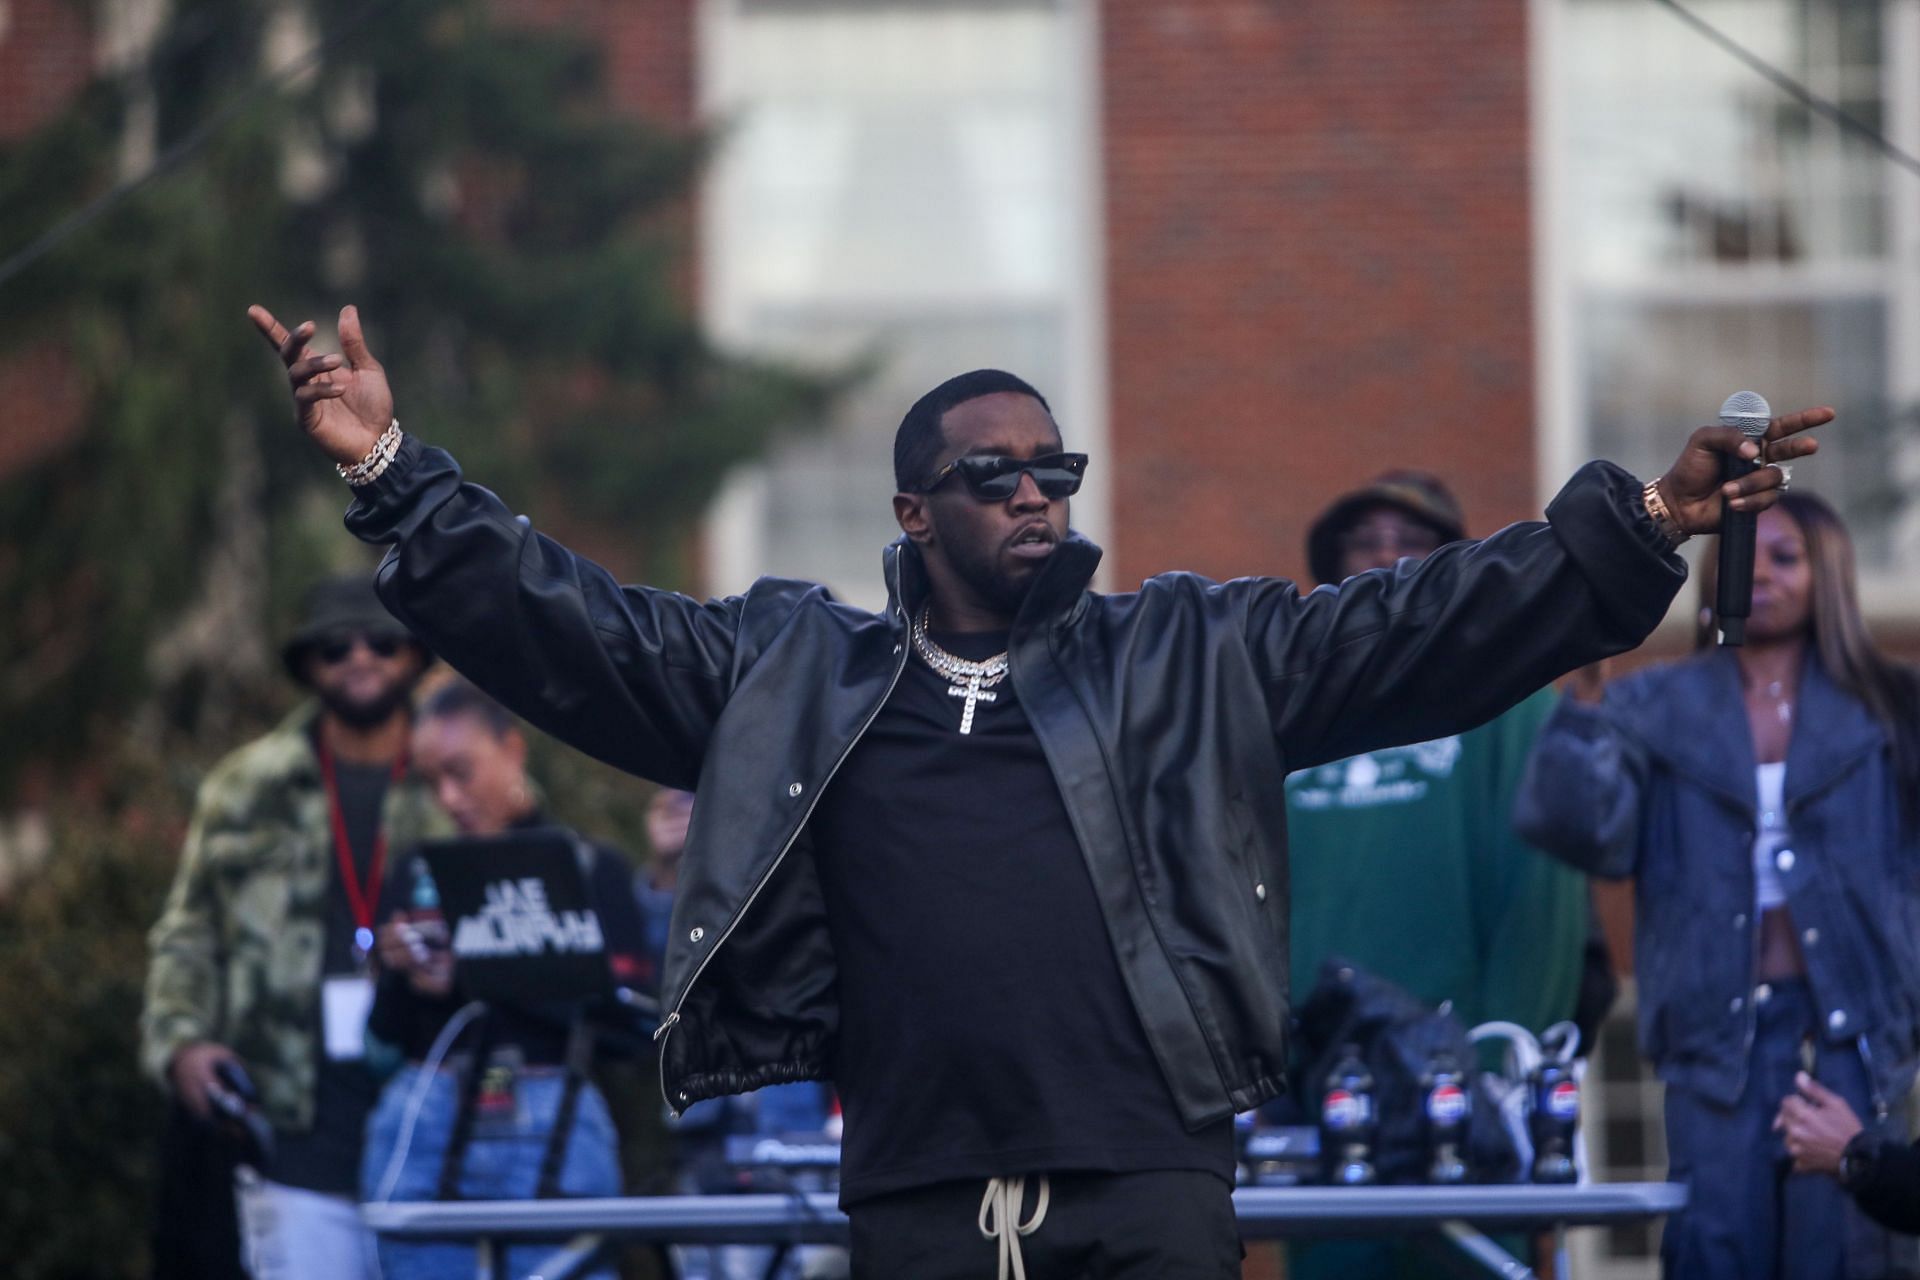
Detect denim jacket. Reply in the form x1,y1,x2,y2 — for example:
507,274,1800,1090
1513,649,1920,1110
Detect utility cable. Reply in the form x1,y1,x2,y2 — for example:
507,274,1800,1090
0,0,410,293
1651,0,1920,182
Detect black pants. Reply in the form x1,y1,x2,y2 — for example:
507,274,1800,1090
846,1169,1242,1280
150,1101,246,1280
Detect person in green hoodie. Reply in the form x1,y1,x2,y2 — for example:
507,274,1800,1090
1285,472,1600,1280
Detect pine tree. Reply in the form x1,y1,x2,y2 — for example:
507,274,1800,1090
0,10,836,1270
0,0,841,793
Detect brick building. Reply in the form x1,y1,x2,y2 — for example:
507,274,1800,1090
6,0,1915,614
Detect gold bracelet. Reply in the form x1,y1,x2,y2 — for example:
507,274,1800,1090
337,420,403,487
1642,479,1688,550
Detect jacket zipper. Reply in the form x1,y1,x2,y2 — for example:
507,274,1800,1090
654,562,913,1117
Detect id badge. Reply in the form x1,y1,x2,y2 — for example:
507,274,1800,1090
321,975,375,1060
471,1047,525,1137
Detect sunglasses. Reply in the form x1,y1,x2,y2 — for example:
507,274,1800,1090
315,631,409,664
918,452,1089,501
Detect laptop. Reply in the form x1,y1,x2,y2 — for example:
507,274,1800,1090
418,827,644,1009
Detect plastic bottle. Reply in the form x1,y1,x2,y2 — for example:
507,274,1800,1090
1319,1044,1378,1186
1529,1057,1579,1184
1422,1050,1471,1185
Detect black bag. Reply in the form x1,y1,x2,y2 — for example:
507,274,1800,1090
1291,957,1522,1184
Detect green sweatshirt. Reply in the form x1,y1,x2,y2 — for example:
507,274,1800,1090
1285,685,1587,1037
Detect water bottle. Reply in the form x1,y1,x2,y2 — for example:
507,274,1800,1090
410,861,440,910
1318,1044,1378,1186
1529,1057,1579,1183
407,858,449,953
1421,1050,1471,1185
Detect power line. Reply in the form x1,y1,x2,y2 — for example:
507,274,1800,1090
1651,0,1920,182
0,0,409,293
5,0,1917,296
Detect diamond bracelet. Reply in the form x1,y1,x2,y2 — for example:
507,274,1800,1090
338,419,403,487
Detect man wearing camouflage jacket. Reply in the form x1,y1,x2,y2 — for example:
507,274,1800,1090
141,575,444,1280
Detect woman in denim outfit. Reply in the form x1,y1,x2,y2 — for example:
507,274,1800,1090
1516,491,1920,1279
360,680,639,1280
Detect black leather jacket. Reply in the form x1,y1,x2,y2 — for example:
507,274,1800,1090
347,435,1683,1124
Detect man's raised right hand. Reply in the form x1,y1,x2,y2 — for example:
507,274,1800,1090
247,303,392,468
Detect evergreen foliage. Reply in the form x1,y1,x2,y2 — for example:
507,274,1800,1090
0,0,842,793
0,762,177,1277
0,3,842,1271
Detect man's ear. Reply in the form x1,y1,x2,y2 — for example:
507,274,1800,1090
894,492,934,544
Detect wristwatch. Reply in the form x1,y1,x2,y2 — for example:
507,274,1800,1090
1838,1132,1881,1191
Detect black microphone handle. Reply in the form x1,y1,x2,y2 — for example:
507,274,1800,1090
1715,452,1761,646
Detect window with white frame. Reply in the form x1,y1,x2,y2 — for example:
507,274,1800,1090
1539,0,1920,614
698,0,1105,609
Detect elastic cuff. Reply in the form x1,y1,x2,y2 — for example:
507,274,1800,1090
1622,473,1687,563
353,428,424,499
1544,460,1688,641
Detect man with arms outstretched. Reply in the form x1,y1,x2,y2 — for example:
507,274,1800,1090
251,302,1823,1278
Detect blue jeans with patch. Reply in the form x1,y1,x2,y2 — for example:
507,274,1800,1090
360,1064,621,1280
1662,978,1917,1280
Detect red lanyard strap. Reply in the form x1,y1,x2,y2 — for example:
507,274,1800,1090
317,738,408,938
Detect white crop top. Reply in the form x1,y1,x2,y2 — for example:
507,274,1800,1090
1752,762,1790,912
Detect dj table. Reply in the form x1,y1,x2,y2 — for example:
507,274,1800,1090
363,1180,1686,1279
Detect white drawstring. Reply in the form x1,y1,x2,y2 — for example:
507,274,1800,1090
977,1175,1050,1280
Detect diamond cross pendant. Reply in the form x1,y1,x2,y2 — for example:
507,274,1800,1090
948,677,998,734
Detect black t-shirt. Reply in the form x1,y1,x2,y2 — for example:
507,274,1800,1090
272,755,386,1194
807,627,1234,1204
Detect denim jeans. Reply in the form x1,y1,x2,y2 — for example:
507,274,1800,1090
360,1064,621,1280
1662,978,1918,1280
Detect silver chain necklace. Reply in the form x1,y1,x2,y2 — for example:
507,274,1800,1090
911,605,1009,735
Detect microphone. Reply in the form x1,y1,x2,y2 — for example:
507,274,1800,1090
1714,391,1771,646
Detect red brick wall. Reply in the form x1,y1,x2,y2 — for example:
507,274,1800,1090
0,1,94,480
1101,2,1536,588
0,0,91,143
0,343,85,475
492,0,696,127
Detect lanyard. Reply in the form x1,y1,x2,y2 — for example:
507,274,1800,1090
317,737,407,958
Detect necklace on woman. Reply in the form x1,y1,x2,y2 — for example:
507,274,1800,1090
1765,680,1793,725
1746,673,1795,726
911,605,1009,735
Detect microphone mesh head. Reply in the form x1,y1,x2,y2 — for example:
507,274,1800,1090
1719,391,1772,437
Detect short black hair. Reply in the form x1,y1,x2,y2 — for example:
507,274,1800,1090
418,678,516,737
893,369,1054,493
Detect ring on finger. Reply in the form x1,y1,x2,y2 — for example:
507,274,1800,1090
1765,461,1792,491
